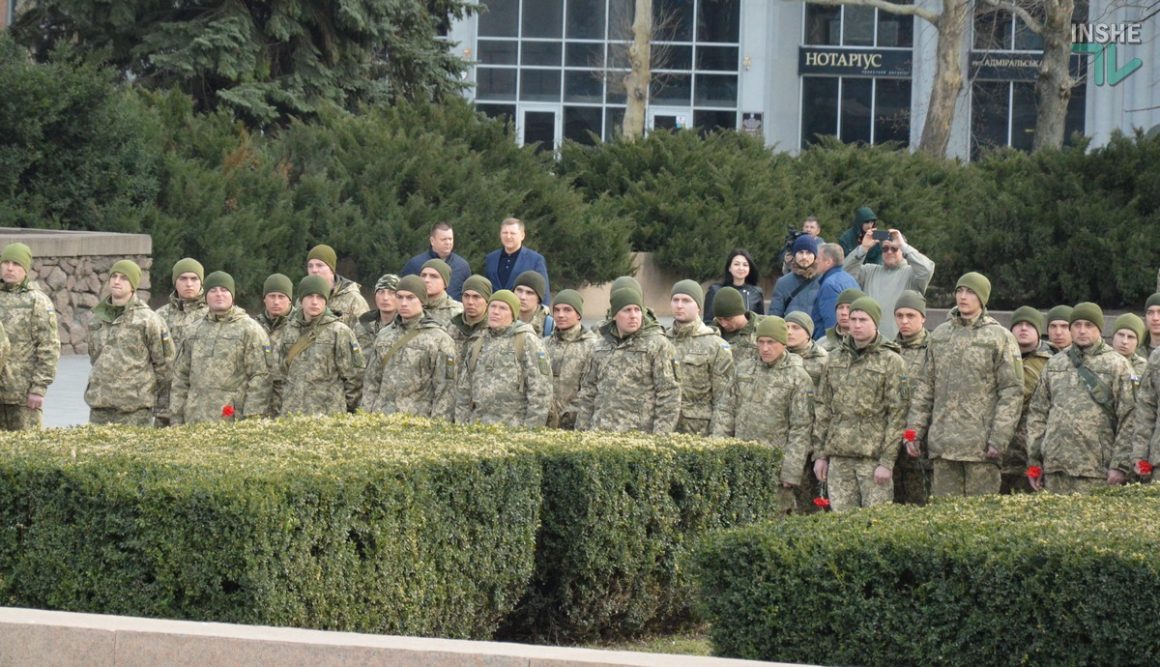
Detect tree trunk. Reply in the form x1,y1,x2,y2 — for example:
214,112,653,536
918,0,970,157
622,0,652,141
1032,0,1075,151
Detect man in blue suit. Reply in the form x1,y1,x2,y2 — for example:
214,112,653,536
401,222,472,300
484,217,550,303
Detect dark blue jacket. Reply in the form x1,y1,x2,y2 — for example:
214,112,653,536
811,266,860,340
401,248,472,300
484,246,551,303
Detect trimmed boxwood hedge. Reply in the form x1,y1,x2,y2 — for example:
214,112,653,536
0,415,783,641
692,490,1160,666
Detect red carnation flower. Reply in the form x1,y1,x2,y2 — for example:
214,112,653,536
1138,460,1154,476
222,404,235,418
813,497,831,509
903,429,917,443
1026,465,1043,480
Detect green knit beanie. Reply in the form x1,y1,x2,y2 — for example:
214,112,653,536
850,296,882,326
374,273,400,292
421,258,452,289
397,275,429,306
554,289,584,317
204,271,235,297
671,279,705,312
307,244,337,273
712,286,746,318
1114,313,1146,343
462,274,493,300
0,243,32,273
755,316,788,345
611,276,642,295
955,272,992,307
514,270,546,302
894,289,927,316
171,257,204,285
1147,293,1160,311
1070,302,1104,331
110,259,142,292
1046,305,1074,324
785,310,814,337
837,288,865,307
610,287,644,315
298,275,330,301
263,273,293,298
1010,306,1045,335
489,289,520,318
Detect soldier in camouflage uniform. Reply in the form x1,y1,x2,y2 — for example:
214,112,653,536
456,290,552,428
0,322,8,374
360,275,456,419
155,257,208,426
171,271,273,424
785,310,828,387
1111,313,1148,383
306,244,369,328
813,297,907,512
733,316,814,515
668,279,734,437
448,275,492,357
255,273,295,355
712,286,762,364
419,258,464,327
893,290,931,504
0,243,59,430
514,271,554,336
1000,306,1052,494
575,288,681,434
1044,305,1073,354
907,272,1023,498
545,289,597,429
817,288,864,352
1145,294,1160,358
353,274,399,351
85,260,174,426
1026,303,1134,494
274,276,365,416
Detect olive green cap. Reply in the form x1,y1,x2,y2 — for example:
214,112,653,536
554,289,584,317
785,310,814,337
171,257,204,285
610,287,644,315
955,272,992,307
298,275,330,301
1046,305,1074,324
489,289,520,318
611,276,642,295
421,258,452,289
894,289,927,316
755,316,788,345
849,296,882,326
204,271,235,296
263,273,293,298
1070,302,1104,330
712,286,745,318
462,274,493,300
0,243,32,273
671,279,705,312
1114,313,1145,343
514,270,546,302
307,244,337,273
1146,294,1160,311
837,288,865,307
110,259,142,292
1010,306,1045,335
397,274,428,306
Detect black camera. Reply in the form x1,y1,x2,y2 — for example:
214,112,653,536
783,226,805,258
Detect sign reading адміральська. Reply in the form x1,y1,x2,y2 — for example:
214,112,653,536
798,47,912,78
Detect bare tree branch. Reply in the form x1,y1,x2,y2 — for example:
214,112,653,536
798,0,941,24
978,0,1045,34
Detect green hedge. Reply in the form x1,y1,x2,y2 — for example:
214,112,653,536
691,491,1160,666
0,415,783,641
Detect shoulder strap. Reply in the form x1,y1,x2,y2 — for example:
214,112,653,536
780,276,815,313
378,327,423,371
467,335,486,375
283,328,318,368
1068,347,1116,421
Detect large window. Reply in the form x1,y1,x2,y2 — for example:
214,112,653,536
801,77,911,146
474,0,741,143
804,4,913,48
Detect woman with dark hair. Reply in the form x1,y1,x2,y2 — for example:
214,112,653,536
702,249,766,324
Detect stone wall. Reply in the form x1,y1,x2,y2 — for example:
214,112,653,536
0,229,153,356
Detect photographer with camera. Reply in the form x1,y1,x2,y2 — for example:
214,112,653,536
781,216,824,275
844,222,935,339
838,207,883,267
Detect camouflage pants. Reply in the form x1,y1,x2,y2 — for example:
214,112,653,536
676,416,711,436
793,461,823,514
893,447,930,505
930,459,1000,498
1044,473,1106,495
827,456,892,513
0,403,41,430
89,408,154,427
777,486,797,516
1000,472,1033,495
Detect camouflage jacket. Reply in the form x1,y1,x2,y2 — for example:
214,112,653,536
788,339,829,388
425,293,464,328
1127,352,1148,389
733,351,814,485
574,319,681,434
1027,341,1135,477
329,276,370,329
155,292,207,419
360,315,456,420
907,308,1023,462
171,306,273,424
814,334,908,468
0,321,8,376
524,304,553,336
85,296,174,411
895,329,929,379
0,279,59,403
545,324,598,429
718,311,762,365
1133,348,1160,466
256,310,294,351
448,312,487,360
275,310,365,416
668,320,735,437
817,326,844,352
456,321,552,428
1004,346,1052,474
352,310,391,352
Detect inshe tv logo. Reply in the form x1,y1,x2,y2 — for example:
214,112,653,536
1071,23,1143,86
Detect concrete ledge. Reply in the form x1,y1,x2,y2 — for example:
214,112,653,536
0,228,151,258
0,608,796,667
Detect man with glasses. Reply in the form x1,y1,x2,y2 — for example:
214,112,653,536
843,227,935,339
